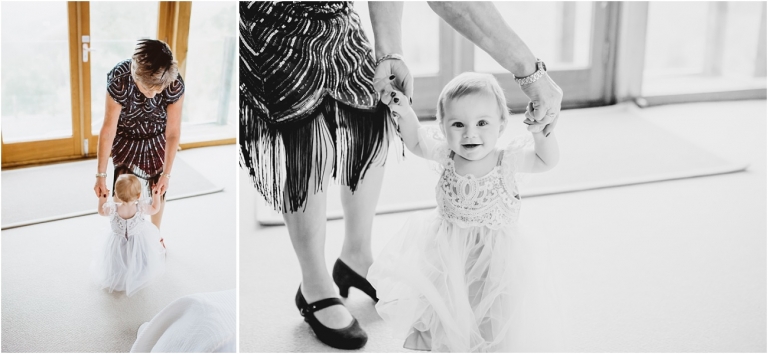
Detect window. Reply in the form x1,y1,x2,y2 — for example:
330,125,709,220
90,2,159,135
474,2,593,73
354,1,615,116
1,1,73,143
642,2,766,97
180,1,238,144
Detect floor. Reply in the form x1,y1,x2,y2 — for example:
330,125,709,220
239,100,766,352
1,145,238,353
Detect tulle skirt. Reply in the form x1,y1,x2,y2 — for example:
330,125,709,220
91,221,166,297
368,210,566,352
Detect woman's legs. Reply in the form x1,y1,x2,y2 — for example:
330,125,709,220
339,165,385,277
283,124,355,329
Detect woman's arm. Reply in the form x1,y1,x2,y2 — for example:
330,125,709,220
428,2,535,77
155,94,184,195
368,2,404,60
368,2,413,103
427,1,562,134
94,93,122,198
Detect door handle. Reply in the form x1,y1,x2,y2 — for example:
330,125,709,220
82,35,92,63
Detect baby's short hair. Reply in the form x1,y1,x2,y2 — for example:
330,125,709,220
114,174,142,203
436,72,509,123
131,39,179,91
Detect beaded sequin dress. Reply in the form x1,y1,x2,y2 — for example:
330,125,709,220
239,1,396,213
107,59,185,180
368,127,565,352
91,199,166,297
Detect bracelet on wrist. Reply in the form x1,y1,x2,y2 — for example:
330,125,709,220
514,58,547,87
95,172,107,178
375,53,403,67
161,173,171,179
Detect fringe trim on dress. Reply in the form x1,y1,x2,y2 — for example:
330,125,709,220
240,94,398,213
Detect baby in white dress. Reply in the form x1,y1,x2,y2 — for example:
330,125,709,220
368,72,562,352
91,174,166,297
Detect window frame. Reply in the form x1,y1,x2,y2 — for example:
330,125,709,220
613,1,767,107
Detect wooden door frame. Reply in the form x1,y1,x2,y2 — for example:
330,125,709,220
1,2,86,168
158,1,192,78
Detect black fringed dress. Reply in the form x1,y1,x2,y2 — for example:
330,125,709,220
107,59,185,192
239,1,396,213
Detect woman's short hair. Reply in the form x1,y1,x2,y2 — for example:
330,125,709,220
131,39,179,90
436,72,510,123
114,174,143,203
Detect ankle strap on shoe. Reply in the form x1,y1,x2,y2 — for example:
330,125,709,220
299,297,343,317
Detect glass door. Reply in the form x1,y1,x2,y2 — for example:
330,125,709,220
1,2,84,166
86,1,160,156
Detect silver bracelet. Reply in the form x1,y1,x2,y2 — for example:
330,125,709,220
514,59,547,86
161,173,171,179
95,172,107,178
375,53,403,67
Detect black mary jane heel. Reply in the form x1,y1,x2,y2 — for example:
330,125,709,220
295,286,368,350
332,258,378,302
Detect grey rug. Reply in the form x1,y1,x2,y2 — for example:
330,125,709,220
2,156,223,229
255,103,749,225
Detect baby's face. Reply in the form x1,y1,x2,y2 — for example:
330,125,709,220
441,93,505,161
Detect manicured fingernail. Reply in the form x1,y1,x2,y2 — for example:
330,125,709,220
546,132,551,137
524,121,531,125
389,75,395,80
393,97,399,103
390,92,396,97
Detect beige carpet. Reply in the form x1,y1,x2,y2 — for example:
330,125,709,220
255,103,748,225
1,145,237,353
2,156,223,229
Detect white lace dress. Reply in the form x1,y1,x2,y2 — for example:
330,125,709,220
368,126,565,352
91,199,166,297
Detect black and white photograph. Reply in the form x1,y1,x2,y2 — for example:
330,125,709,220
239,1,766,353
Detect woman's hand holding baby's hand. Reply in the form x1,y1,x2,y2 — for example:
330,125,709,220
95,178,108,198
523,102,556,135
520,72,562,136
374,59,413,105
151,183,163,198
